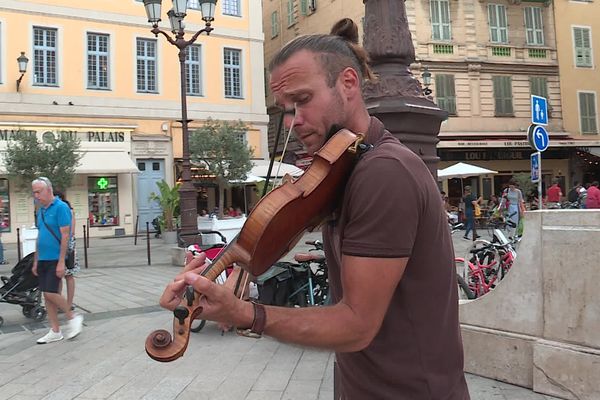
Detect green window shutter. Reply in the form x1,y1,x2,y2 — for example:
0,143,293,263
530,77,548,99
287,0,295,27
524,8,544,45
574,27,592,67
488,4,507,44
493,76,513,116
430,0,451,41
300,0,307,15
271,11,279,38
580,93,598,134
435,74,456,115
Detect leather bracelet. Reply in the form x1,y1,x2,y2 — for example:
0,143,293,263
236,301,266,339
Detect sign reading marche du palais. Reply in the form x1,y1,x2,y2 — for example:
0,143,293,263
0,127,129,143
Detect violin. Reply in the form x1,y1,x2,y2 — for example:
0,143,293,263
145,129,364,362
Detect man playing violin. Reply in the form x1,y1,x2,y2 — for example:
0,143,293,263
160,18,469,400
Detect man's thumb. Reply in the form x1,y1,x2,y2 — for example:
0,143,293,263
183,272,212,293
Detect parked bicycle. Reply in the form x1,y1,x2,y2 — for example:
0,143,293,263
460,229,518,298
258,240,329,307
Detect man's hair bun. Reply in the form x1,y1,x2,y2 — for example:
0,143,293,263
330,18,359,44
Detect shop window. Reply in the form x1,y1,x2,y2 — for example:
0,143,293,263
88,177,119,226
0,179,10,232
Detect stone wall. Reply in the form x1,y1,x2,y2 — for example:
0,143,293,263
459,210,600,399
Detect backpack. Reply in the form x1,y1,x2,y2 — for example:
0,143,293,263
567,188,579,203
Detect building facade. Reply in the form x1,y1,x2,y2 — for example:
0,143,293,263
553,0,600,187
0,0,268,241
263,0,599,205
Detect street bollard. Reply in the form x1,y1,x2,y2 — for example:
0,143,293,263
146,221,151,266
86,221,90,248
16,227,22,262
134,215,139,246
83,225,89,269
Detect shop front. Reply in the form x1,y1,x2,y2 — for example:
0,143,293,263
436,137,589,206
0,123,139,242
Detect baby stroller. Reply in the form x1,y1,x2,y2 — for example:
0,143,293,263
0,253,47,328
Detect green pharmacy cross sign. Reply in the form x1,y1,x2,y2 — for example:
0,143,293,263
96,177,109,190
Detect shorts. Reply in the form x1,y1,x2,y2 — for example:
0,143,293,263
38,260,61,293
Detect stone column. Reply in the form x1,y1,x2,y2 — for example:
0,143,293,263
363,0,447,177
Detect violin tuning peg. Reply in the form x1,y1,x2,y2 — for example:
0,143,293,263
173,306,189,325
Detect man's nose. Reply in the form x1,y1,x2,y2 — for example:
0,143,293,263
283,111,302,130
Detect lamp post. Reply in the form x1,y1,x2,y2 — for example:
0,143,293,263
142,0,217,243
421,67,432,96
16,52,29,92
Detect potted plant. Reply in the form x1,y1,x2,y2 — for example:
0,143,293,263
149,180,180,244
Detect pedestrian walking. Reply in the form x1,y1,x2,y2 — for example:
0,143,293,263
31,177,83,344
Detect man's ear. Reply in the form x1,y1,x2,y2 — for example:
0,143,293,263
339,67,361,98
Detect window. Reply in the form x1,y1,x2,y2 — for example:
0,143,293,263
224,48,242,98
188,0,200,9
186,44,202,95
33,27,58,86
300,0,308,15
435,74,456,115
573,27,593,68
488,4,508,44
579,92,598,134
430,0,451,41
271,11,279,38
492,76,513,116
87,33,109,89
524,7,544,46
287,0,295,27
222,0,241,16
530,77,548,99
136,38,157,93
88,177,120,226
0,179,10,232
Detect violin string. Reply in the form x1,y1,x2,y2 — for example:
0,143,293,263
271,103,296,192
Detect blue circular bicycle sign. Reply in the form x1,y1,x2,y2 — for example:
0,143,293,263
527,124,549,152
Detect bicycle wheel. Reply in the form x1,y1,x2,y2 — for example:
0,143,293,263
457,274,476,300
190,319,207,332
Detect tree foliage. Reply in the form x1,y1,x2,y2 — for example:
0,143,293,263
4,133,82,191
189,118,253,216
512,172,536,197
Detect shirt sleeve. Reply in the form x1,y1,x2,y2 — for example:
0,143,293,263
341,156,422,258
57,204,72,229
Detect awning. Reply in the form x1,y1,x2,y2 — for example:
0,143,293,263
76,151,139,174
438,139,600,149
251,159,304,178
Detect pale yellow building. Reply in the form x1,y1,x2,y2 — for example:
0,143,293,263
0,0,268,241
554,0,600,185
263,1,592,204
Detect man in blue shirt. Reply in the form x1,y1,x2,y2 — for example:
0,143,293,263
32,177,83,344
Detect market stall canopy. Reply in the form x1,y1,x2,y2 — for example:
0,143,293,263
437,162,498,180
76,151,139,174
251,159,304,178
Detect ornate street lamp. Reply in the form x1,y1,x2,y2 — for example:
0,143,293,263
16,52,29,92
142,0,217,244
421,67,432,96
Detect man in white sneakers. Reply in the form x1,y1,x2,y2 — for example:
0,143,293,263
31,177,83,344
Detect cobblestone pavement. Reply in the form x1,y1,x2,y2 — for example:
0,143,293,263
0,232,560,399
